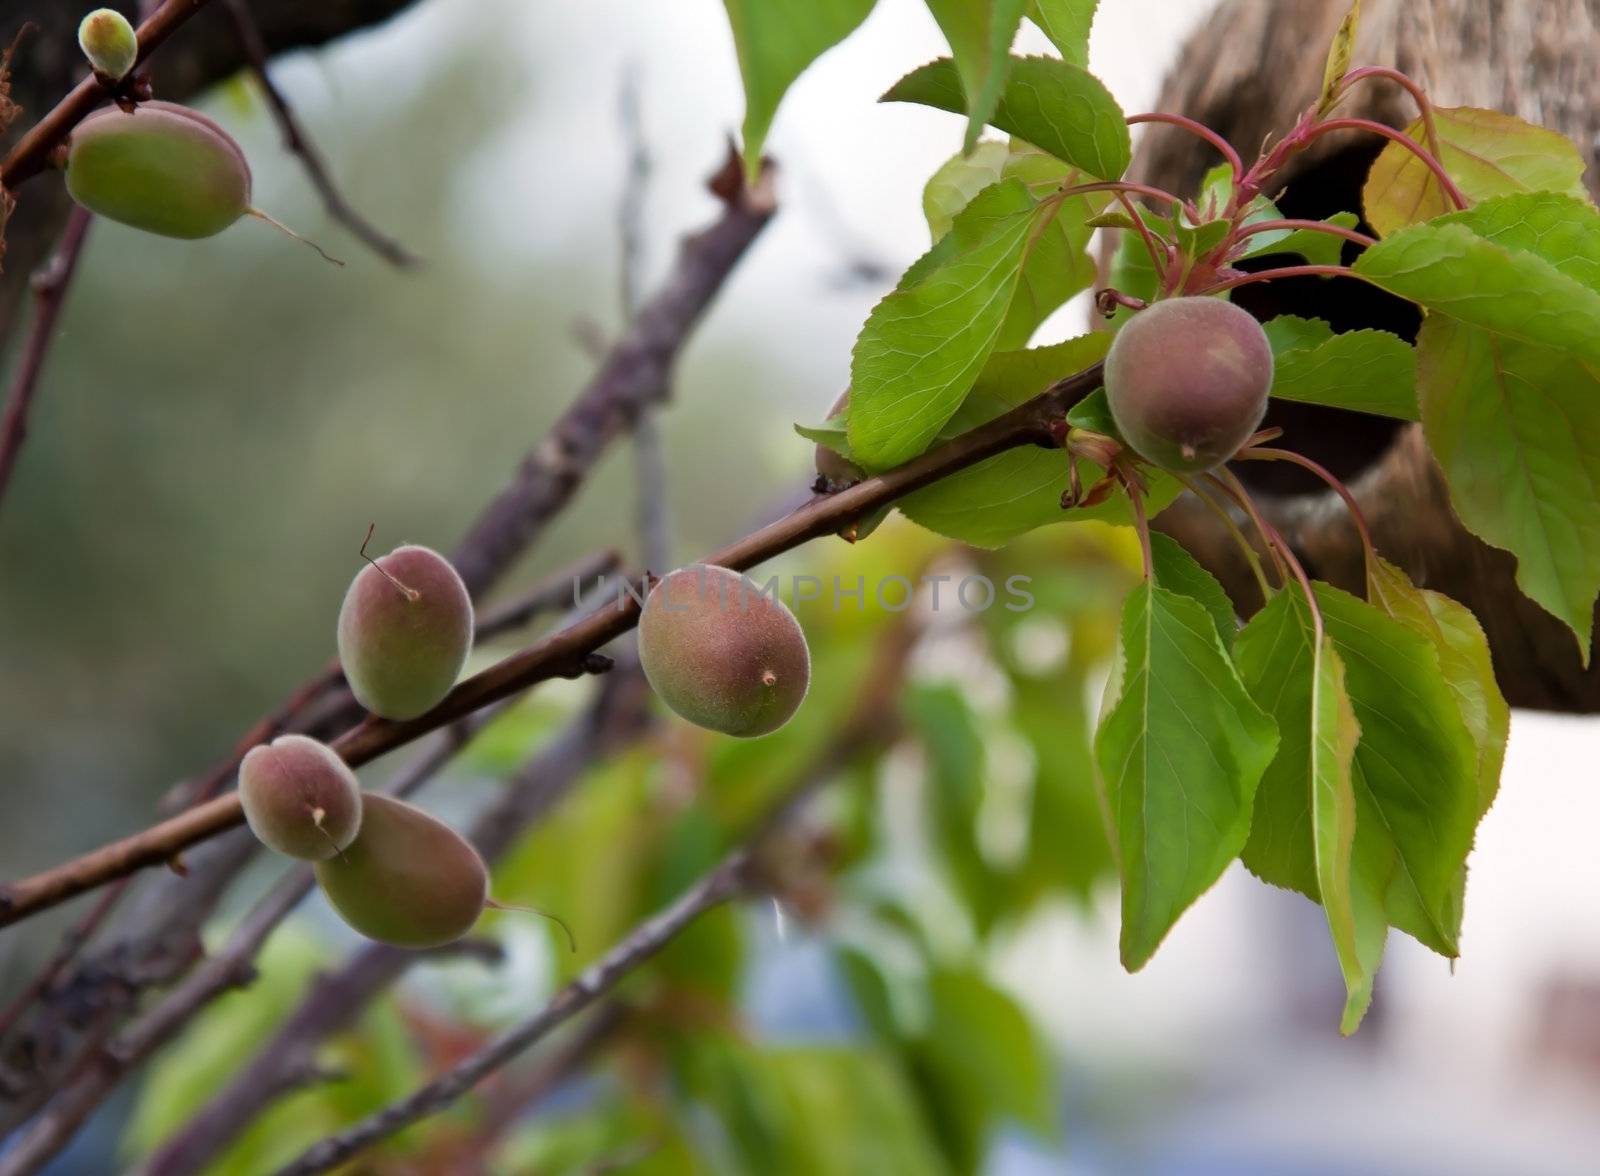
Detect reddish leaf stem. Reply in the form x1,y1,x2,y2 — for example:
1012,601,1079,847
1234,218,1376,251
1299,117,1467,210
1240,446,1377,579
1128,111,1245,183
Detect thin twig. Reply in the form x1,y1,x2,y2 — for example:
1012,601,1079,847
222,0,418,267
0,208,92,512
0,873,126,1048
618,68,673,575
273,853,752,1176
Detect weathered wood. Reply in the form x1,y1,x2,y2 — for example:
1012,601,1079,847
1135,0,1600,711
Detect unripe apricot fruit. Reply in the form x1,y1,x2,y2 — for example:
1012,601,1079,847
238,735,363,861
66,101,250,239
78,8,138,81
638,564,810,738
337,544,474,722
314,794,488,949
1104,296,1273,473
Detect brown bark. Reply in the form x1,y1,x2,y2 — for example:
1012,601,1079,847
1133,0,1600,710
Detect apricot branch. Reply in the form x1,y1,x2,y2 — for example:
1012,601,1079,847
0,207,91,511
0,0,221,189
221,0,418,267
0,359,1105,925
0,161,773,1134
132,674,654,1176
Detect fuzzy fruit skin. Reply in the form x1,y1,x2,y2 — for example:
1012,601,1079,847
66,101,251,239
78,8,138,80
337,545,474,721
815,389,865,489
1104,296,1273,473
638,564,810,738
314,794,488,949
238,735,363,861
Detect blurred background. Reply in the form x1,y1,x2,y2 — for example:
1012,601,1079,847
3,0,1599,1172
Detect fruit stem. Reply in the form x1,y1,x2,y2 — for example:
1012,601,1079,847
1128,112,1245,184
1112,191,1170,282
485,899,577,953
244,207,346,266
1206,469,1290,586
1335,65,1445,164
1119,465,1156,582
1175,473,1275,602
1239,446,1377,581
1233,218,1377,251
359,523,421,602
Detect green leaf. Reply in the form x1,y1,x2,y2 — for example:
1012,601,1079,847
898,335,1181,546
883,55,1130,180
1095,581,1279,971
923,0,1031,153
1366,556,1507,821
849,179,1041,468
722,0,878,179
1415,314,1600,658
1353,221,1600,364
1271,328,1419,420
919,968,1055,1147
1238,584,1483,1029
922,142,1103,349
1105,218,1163,325
1434,190,1600,290
923,141,1014,239
1262,314,1334,354
1150,533,1236,649
1318,1,1361,113
1027,0,1098,66
1319,586,1481,957
1233,590,1372,1032
906,683,1005,933
1240,211,1362,267
1363,106,1590,238
1064,385,1117,435
683,1040,952,1176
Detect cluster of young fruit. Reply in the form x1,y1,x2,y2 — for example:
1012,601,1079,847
239,545,483,948
239,547,811,949
67,9,330,255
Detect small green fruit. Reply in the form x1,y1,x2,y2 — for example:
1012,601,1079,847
337,544,474,721
66,101,250,239
238,735,362,861
78,8,138,81
638,564,810,738
1104,296,1273,473
314,794,488,949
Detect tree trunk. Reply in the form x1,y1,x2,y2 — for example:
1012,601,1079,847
1129,0,1600,711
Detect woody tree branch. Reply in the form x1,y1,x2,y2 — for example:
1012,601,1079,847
0,156,771,1134
0,352,1104,927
